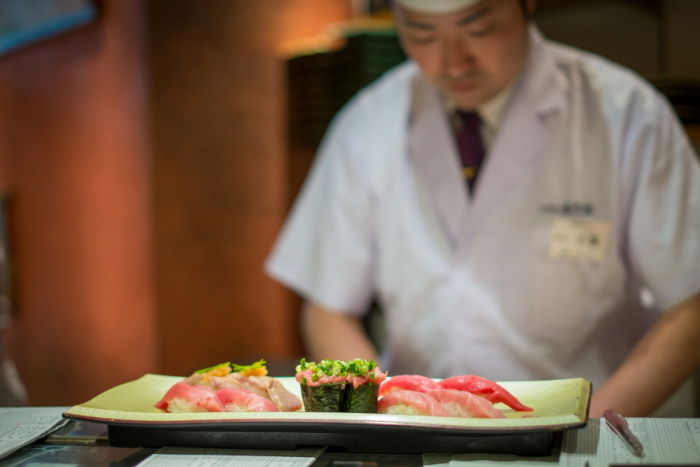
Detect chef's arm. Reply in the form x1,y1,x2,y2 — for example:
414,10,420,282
589,292,700,417
301,301,379,362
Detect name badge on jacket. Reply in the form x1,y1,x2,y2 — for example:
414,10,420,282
548,217,610,262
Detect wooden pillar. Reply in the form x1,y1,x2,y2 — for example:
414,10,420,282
0,0,156,404
148,1,352,375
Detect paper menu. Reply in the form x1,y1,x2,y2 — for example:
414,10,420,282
0,407,68,459
136,447,325,467
563,418,700,466
424,418,700,466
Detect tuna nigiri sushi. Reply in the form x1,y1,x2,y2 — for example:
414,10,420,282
377,388,504,418
377,389,447,416
377,374,533,418
216,387,279,412
155,359,302,413
438,375,533,412
427,388,506,418
377,374,440,396
154,382,224,413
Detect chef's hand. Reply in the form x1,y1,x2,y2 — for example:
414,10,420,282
590,292,700,417
301,301,379,362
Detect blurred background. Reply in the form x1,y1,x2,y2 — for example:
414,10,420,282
0,0,697,406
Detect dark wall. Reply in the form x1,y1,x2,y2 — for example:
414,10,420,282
535,0,700,79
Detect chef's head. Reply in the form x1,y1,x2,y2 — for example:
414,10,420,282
393,0,533,110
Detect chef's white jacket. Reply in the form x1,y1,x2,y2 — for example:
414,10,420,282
266,27,700,396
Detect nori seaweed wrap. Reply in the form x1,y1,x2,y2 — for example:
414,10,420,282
296,359,348,412
295,358,386,413
300,381,347,412
344,359,382,413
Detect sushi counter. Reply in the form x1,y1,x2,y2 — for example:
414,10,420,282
1,407,700,466
3,362,698,465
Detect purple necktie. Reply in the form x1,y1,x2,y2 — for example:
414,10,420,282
454,111,485,195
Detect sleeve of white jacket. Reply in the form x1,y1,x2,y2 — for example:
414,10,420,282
625,92,700,310
265,102,376,316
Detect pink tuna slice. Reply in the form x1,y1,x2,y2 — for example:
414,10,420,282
378,375,440,396
265,378,303,411
216,387,279,412
192,373,302,411
348,368,388,388
438,375,533,412
377,389,448,416
154,382,224,412
294,369,346,387
427,388,505,418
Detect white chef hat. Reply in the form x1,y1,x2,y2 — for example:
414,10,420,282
393,0,481,14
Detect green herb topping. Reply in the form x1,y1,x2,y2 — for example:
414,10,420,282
296,358,378,380
194,362,231,374
195,359,268,376
231,359,267,373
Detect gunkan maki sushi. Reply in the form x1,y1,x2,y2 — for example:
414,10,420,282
295,358,387,413
295,359,347,412
344,358,387,412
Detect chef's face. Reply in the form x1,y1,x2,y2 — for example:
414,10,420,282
395,0,532,110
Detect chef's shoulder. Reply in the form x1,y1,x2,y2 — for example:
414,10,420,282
546,40,675,128
329,60,417,134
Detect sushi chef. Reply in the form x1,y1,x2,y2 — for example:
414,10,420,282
266,0,700,416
